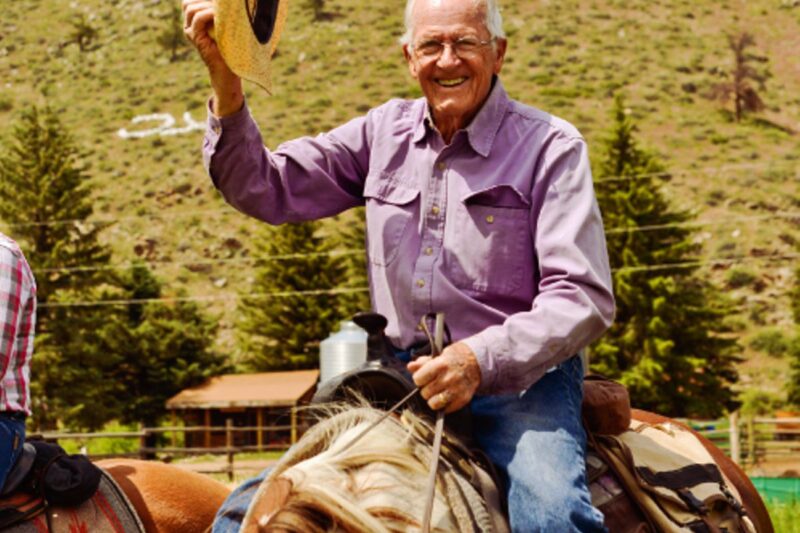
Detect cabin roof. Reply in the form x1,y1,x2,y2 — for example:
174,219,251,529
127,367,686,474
166,370,320,409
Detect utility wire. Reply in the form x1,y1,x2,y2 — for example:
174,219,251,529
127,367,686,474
35,252,798,309
2,161,797,229
37,287,370,309
611,252,799,274
32,250,363,274
26,211,800,276
603,211,800,234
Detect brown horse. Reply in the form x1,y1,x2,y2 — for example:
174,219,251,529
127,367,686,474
97,459,231,533
85,411,771,533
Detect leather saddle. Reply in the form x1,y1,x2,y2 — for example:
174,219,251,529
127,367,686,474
312,312,474,444
0,441,103,530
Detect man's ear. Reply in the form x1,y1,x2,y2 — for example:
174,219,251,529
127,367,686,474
403,45,419,79
493,38,508,75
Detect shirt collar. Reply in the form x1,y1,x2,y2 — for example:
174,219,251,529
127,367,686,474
412,77,509,158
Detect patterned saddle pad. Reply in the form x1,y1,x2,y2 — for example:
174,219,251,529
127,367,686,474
0,468,145,533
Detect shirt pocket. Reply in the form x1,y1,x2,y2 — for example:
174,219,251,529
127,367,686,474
363,176,420,267
446,184,532,295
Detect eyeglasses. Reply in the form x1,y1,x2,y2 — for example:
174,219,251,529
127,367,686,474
411,36,496,61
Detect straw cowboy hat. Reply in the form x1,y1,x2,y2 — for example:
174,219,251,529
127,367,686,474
212,0,289,92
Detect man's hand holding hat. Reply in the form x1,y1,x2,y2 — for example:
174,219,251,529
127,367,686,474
182,0,244,117
184,0,287,116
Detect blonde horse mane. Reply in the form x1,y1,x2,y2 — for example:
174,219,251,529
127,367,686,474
241,404,495,533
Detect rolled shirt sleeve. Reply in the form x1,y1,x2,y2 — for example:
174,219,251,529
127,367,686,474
462,139,615,395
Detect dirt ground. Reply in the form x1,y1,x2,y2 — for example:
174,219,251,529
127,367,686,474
747,458,800,478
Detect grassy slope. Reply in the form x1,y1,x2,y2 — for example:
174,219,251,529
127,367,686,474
0,0,798,396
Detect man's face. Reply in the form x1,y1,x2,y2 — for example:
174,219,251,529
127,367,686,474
403,0,507,130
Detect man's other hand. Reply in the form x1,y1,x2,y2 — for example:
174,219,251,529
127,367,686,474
407,342,481,414
182,0,243,117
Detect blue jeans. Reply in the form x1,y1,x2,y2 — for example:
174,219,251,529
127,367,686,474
0,414,26,490
471,355,605,531
212,355,605,532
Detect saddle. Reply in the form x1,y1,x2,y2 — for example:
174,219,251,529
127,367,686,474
0,468,145,532
312,312,474,444
0,441,144,532
582,379,755,532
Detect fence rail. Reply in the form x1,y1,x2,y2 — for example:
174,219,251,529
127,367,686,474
689,413,800,472
28,421,311,480
28,412,800,479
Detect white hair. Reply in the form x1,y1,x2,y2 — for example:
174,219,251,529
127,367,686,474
399,0,506,46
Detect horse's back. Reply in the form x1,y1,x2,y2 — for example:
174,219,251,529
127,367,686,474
631,409,773,533
97,459,231,533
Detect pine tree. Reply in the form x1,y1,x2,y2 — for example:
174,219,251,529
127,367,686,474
590,97,740,418
237,221,348,371
0,106,113,429
100,263,226,427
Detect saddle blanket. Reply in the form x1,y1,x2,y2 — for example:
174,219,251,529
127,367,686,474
1,469,145,533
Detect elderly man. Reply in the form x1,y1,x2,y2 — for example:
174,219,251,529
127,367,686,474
0,232,36,493
184,0,614,529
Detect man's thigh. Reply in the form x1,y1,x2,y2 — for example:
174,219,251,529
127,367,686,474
471,356,605,532
0,416,25,489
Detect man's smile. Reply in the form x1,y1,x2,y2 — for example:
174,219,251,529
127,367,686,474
436,77,468,87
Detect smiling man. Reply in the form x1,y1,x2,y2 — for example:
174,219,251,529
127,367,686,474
185,0,614,530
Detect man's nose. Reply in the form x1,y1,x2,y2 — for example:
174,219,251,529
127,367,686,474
436,43,462,67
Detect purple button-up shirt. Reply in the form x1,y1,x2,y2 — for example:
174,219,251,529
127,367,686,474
203,80,614,395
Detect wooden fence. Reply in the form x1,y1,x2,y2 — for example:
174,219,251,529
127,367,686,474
30,412,800,479
29,420,311,481
689,412,800,471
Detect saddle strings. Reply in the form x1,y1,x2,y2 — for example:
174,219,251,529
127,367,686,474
335,313,448,533
337,314,441,454
420,313,446,533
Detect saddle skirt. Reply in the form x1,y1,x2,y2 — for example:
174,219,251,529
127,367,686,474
592,420,756,533
0,469,145,533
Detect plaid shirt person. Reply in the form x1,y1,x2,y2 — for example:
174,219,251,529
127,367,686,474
0,232,36,416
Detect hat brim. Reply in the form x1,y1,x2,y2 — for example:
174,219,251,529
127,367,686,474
214,0,289,93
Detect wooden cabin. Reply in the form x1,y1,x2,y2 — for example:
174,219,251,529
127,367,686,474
165,370,319,450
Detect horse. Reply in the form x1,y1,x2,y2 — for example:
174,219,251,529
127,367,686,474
98,458,231,533
6,410,769,532
221,404,773,533
0,457,230,533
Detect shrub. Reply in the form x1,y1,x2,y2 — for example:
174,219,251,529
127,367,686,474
749,328,790,357
739,389,783,416
726,267,757,288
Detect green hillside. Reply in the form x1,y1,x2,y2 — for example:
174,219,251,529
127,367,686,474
1,0,798,400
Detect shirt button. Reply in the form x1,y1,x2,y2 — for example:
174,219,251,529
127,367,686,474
431,205,440,215
485,215,495,224
424,247,433,256
416,279,425,288
212,125,222,135
437,162,447,171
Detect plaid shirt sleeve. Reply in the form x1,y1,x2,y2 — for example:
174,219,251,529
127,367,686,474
0,242,36,414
